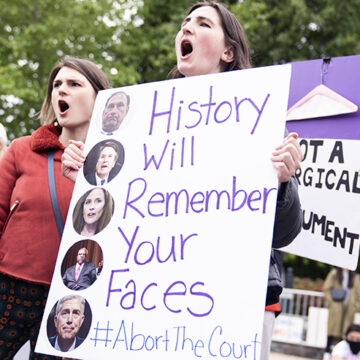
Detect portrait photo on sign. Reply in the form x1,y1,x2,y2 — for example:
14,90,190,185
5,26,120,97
100,90,130,135
61,239,104,291
72,187,114,237
47,294,92,353
83,139,125,186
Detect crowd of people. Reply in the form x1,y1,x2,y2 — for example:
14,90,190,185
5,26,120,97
0,1,357,360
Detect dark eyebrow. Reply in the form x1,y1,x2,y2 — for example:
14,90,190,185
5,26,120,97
182,15,215,26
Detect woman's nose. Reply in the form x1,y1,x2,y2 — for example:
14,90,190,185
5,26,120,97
182,21,194,34
58,83,68,95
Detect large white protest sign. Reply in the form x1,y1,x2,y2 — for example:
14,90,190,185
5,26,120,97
283,138,360,270
36,65,291,359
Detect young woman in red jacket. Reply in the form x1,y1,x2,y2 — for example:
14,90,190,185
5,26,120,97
0,57,110,360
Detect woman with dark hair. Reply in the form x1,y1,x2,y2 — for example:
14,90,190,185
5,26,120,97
73,187,114,236
323,268,360,359
170,2,303,359
0,57,110,359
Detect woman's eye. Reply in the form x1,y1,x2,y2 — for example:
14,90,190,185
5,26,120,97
200,22,210,28
72,82,81,87
53,82,61,88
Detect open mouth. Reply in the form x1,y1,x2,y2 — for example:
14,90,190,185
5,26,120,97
59,100,69,113
181,40,193,56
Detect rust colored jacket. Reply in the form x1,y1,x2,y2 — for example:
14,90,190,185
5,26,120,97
0,125,74,285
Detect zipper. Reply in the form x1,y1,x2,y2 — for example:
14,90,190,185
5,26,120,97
0,200,20,238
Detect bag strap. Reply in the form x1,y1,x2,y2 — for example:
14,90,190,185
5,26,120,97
48,150,64,237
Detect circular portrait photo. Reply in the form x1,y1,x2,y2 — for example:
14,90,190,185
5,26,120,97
83,139,125,186
61,240,104,291
47,294,92,353
100,90,130,135
73,187,114,237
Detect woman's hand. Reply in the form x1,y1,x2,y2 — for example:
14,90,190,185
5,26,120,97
271,132,303,183
61,140,85,183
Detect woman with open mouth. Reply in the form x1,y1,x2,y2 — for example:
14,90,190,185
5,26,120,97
0,57,110,359
169,2,303,360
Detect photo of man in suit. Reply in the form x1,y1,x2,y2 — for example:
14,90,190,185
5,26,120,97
48,294,86,352
62,248,97,290
83,140,124,186
101,91,130,135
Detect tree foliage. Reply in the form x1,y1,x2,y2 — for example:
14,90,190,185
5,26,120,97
2,0,360,140
0,0,138,139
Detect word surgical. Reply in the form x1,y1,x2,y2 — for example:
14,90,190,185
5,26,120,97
90,320,261,359
148,85,271,136
122,175,277,219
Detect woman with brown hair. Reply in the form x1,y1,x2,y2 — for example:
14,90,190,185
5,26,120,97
72,187,114,237
0,57,110,359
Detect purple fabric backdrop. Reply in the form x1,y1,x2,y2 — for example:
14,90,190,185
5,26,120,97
286,55,360,139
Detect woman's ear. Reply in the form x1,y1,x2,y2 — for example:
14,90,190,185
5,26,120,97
221,46,234,63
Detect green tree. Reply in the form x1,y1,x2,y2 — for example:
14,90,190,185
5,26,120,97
0,0,138,140
230,0,360,67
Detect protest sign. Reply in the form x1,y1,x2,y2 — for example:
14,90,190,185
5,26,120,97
283,138,360,270
36,64,291,359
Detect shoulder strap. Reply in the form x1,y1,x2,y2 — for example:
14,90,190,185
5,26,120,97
48,150,64,237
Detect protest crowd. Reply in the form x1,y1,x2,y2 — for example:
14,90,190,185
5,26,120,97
1,1,360,360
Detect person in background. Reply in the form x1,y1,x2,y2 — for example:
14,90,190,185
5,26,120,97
323,268,360,359
331,323,360,360
170,2,303,359
0,123,8,159
0,57,110,359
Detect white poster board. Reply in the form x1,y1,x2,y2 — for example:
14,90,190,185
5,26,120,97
36,65,291,359
283,138,360,270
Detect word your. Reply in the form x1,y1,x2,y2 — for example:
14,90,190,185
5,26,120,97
303,210,359,254
148,85,270,136
90,320,260,359
105,227,213,317
117,225,195,266
123,175,277,219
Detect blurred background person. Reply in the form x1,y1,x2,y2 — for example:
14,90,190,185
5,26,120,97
323,267,360,359
331,323,360,359
0,123,8,159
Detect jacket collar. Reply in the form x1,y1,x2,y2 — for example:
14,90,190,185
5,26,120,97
30,124,64,152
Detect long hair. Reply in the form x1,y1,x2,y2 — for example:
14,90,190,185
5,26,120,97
169,1,251,78
73,188,114,235
336,268,356,289
39,57,110,125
